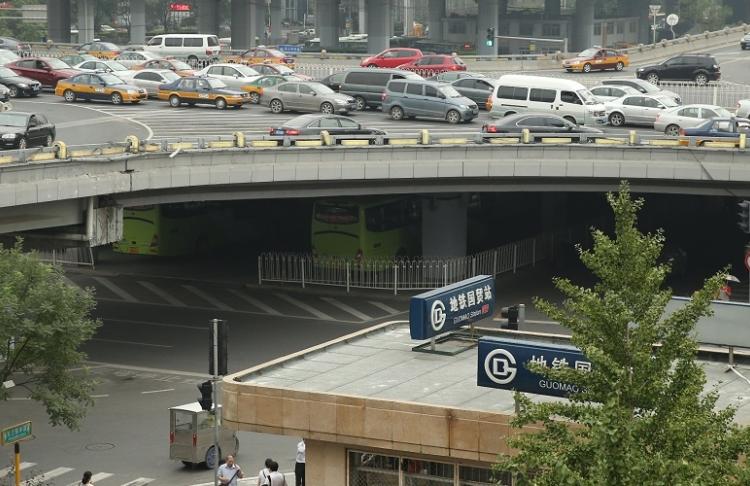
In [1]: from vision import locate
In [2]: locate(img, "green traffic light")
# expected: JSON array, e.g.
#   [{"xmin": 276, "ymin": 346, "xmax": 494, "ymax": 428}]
[{"xmin": 485, "ymin": 40, "xmax": 493, "ymax": 47}]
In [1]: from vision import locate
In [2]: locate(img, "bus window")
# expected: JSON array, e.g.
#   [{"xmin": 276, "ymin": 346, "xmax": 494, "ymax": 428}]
[{"xmin": 314, "ymin": 201, "xmax": 359, "ymax": 224}]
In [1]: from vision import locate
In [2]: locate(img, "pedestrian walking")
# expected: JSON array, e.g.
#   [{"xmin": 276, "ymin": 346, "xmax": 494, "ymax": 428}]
[
  {"xmin": 79, "ymin": 471, "xmax": 94, "ymax": 486},
  {"xmin": 268, "ymin": 460, "xmax": 287, "ymax": 486},
  {"xmin": 295, "ymin": 439, "xmax": 305, "ymax": 486},
  {"xmin": 218, "ymin": 455, "xmax": 243, "ymax": 486},
  {"xmin": 257, "ymin": 457, "xmax": 273, "ymax": 486}
]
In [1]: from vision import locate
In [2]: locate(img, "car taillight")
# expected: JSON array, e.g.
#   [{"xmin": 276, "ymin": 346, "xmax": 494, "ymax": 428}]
[
  {"xmin": 170, "ymin": 432, "xmax": 175, "ymax": 444},
  {"xmin": 678, "ymin": 128, "xmax": 685, "ymax": 136},
  {"xmin": 485, "ymin": 125, "xmax": 497, "ymax": 133},
  {"xmin": 286, "ymin": 129, "xmax": 300, "ymax": 136},
  {"xmin": 192, "ymin": 433, "xmax": 197, "ymax": 447}
]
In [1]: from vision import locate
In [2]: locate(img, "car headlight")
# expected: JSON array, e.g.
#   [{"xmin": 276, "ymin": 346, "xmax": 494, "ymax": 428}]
[
  {"xmin": 2, "ymin": 133, "xmax": 17, "ymax": 139},
  {"xmin": 16, "ymin": 83, "xmax": 27, "ymax": 88},
  {"xmin": 127, "ymin": 89, "xmax": 138, "ymax": 95},
  {"xmin": 637, "ymin": 67, "xmax": 644, "ymax": 72},
  {"xmin": 336, "ymin": 99, "xmax": 347, "ymax": 104}
]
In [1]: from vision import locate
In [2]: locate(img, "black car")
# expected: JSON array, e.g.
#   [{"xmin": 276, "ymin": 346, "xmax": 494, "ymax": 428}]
[
  {"xmin": 0, "ymin": 66, "xmax": 41, "ymax": 97},
  {"xmin": 635, "ymin": 54, "xmax": 720, "ymax": 85},
  {"xmin": 269, "ymin": 114, "xmax": 386, "ymax": 137},
  {"xmin": 450, "ymin": 76, "xmax": 497, "ymax": 109},
  {"xmin": 481, "ymin": 113, "xmax": 603, "ymax": 141},
  {"xmin": 319, "ymin": 72, "xmax": 345, "ymax": 92},
  {"xmin": 681, "ymin": 117, "xmax": 750, "ymax": 138},
  {"xmin": 0, "ymin": 112, "xmax": 55, "ymax": 149}
]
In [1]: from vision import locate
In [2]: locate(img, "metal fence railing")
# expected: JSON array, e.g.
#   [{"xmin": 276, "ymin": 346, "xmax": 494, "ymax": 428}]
[
  {"xmin": 257, "ymin": 230, "xmax": 580, "ymax": 294},
  {"xmin": 36, "ymin": 247, "xmax": 95, "ymax": 268}
]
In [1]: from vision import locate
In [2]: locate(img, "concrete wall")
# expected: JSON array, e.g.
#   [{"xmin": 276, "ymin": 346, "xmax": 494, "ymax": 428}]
[{"xmin": 307, "ymin": 440, "xmax": 347, "ymax": 485}]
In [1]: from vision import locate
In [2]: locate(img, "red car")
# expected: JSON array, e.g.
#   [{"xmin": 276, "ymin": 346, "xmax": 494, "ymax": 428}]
[
  {"xmin": 397, "ymin": 55, "xmax": 467, "ymax": 76},
  {"xmin": 360, "ymin": 48, "xmax": 422, "ymax": 68},
  {"xmin": 7, "ymin": 57, "xmax": 80, "ymax": 89}
]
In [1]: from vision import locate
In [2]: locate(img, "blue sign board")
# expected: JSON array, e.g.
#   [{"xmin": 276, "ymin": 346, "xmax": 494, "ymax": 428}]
[
  {"xmin": 409, "ymin": 275, "xmax": 495, "ymax": 340},
  {"xmin": 477, "ymin": 337, "xmax": 591, "ymax": 398}
]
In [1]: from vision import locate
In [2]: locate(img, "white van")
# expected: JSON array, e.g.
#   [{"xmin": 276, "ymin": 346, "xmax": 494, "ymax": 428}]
[
  {"xmin": 144, "ymin": 34, "xmax": 221, "ymax": 63},
  {"xmin": 488, "ymin": 75, "xmax": 607, "ymax": 126}
]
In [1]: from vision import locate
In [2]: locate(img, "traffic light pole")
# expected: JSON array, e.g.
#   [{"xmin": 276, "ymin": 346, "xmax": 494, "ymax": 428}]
[{"xmin": 211, "ymin": 318, "xmax": 220, "ymax": 486}]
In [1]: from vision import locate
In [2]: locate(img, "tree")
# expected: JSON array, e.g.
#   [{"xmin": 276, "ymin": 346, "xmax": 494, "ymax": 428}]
[
  {"xmin": 496, "ymin": 181, "xmax": 750, "ymax": 485},
  {"xmin": 0, "ymin": 241, "xmax": 100, "ymax": 430}
]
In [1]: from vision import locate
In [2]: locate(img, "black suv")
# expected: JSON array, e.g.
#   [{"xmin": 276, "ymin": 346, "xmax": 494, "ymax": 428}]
[{"xmin": 635, "ymin": 54, "xmax": 720, "ymax": 85}]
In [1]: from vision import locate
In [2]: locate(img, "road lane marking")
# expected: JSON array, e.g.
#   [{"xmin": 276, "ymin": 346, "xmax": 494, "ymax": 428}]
[
  {"xmin": 91, "ymin": 394, "xmax": 110, "ymax": 398},
  {"xmin": 274, "ymin": 293, "xmax": 334, "ymax": 320},
  {"xmin": 91, "ymin": 338, "xmax": 172, "ymax": 348},
  {"xmin": 368, "ymin": 301, "xmax": 401, "ymax": 315},
  {"xmin": 137, "ymin": 280, "xmax": 184, "ymax": 306},
  {"xmin": 182, "ymin": 285, "xmax": 234, "ymax": 311},
  {"xmin": 92, "ymin": 277, "xmax": 137, "ymax": 302},
  {"xmin": 23, "ymin": 467, "xmax": 74, "ymax": 485},
  {"xmin": 87, "ymin": 361, "xmax": 211, "ymax": 378},
  {"xmin": 120, "ymin": 477, "xmax": 155, "ymax": 486},
  {"xmin": 0, "ymin": 463, "xmax": 35, "ymax": 479},
  {"xmin": 65, "ymin": 472, "xmax": 113, "ymax": 486},
  {"xmin": 226, "ymin": 288, "xmax": 282, "ymax": 315},
  {"xmin": 321, "ymin": 297, "xmax": 372, "ymax": 321},
  {"xmin": 141, "ymin": 388, "xmax": 174, "ymax": 394}
]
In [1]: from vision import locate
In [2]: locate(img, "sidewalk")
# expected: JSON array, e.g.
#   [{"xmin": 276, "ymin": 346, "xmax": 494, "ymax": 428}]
[{"xmin": 190, "ymin": 472, "xmax": 295, "ymax": 486}]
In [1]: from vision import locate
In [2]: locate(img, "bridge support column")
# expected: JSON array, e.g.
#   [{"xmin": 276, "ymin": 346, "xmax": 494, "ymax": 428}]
[
  {"xmin": 47, "ymin": 0, "xmax": 71, "ymax": 43},
  {"xmin": 255, "ymin": 1, "xmax": 266, "ymax": 46},
  {"xmin": 358, "ymin": 0, "xmax": 366, "ymax": 33},
  {"xmin": 318, "ymin": 0, "xmax": 339, "ymax": 50},
  {"xmin": 198, "ymin": 0, "xmax": 221, "ymax": 34},
  {"xmin": 271, "ymin": 0, "xmax": 283, "ymax": 43},
  {"xmin": 231, "ymin": 0, "xmax": 257, "ymax": 49},
  {"xmin": 77, "ymin": 0, "xmax": 95, "ymax": 44},
  {"xmin": 422, "ymin": 194, "xmax": 468, "ymax": 258},
  {"xmin": 130, "ymin": 0, "xmax": 146, "ymax": 44},
  {"xmin": 366, "ymin": 0, "xmax": 391, "ymax": 54},
  {"xmin": 572, "ymin": 0, "xmax": 594, "ymax": 52},
  {"xmin": 428, "ymin": 0, "xmax": 445, "ymax": 43},
  {"xmin": 544, "ymin": 0, "xmax": 560, "ymax": 18},
  {"xmin": 476, "ymin": 0, "xmax": 498, "ymax": 57}
]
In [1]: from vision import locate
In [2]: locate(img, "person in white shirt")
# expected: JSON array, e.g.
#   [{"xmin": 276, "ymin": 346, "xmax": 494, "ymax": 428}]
[
  {"xmin": 295, "ymin": 439, "xmax": 305, "ymax": 486},
  {"xmin": 268, "ymin": 460, "xmax": 287, "ymax": 486},
  {"xmin": 218, "ymin": 455, "xmax": 243, "ymax": 486},
  {"xmin": 257, "ymin": 457, "xmax": 273, "ymax": 486}
]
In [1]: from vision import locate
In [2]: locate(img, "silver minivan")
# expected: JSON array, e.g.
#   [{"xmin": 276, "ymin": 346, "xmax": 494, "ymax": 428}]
[{"xmin": 382, "ymin": 79, "xmax": 478, "ymax": 123}]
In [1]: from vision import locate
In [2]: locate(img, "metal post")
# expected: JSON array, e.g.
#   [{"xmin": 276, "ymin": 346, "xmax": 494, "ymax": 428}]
[
  {"xmin": 512, "ymin": 244, "xmax": 518, "ymax": 274},
  {"xmin": 301, "ymin": 257, "xmax": 306, "ymax": 289},
  {"xmin": 430, "ymin": 336, "xmax": 435, "ymax": 351},
  {"xmin": 443, "ymin": 263, "xmax": 448, "ymax": 286},
  {"xmin": 14, "ymin": 443, "xmax": 20, "ymax": 486},
  {"xmin": 211, "ymin": 318, "xmax": 220, "ymax": 486},
  {"xmin": 257, "ymin": 255, "xmax": 262, "ymax": 286},
  {"xmin": 518, "ymin": 304, "xmax": 525, "ymax": 328},
  {"xmin": 346, "ymin": 261, "xmax": 351, "ymax": 294},
  {"xmin": 532, "ymin": 239, "xmax": 536, "ymax": 267},
  {"xmin": 394, "ymin": 265, "xmax": 398, "ymax": 295},
  {"xmin": 493, "ymin": 250, "xmax": 498, "ymax": 275},
  {"xmin": 472, "ymin": 257, "xmax": 476, "ymax": 276},
  {"xmin": 712, "ymin": 85, "xmax": 718, "ymax": 106},
  {"xmin": 729, "ymin": 346, "xmax": 735, "ymax": 367}
]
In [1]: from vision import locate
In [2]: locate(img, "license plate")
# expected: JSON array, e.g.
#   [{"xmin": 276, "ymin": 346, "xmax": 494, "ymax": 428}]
[{"xmin": 273, "ymin": 129, "xmax": 285, "ymax": 136}]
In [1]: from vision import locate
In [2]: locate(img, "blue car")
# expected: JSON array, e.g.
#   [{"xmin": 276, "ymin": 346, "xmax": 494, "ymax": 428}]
[{"xmin": 681, "ymin": 117, "xmax": 750, "ymax": 137}]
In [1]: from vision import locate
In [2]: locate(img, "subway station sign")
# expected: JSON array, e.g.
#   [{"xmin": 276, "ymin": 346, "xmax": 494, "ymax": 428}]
[
  {"xmin": 409, "ymin": 275, "xmax": 495, "ymax": 340},
  {"xmin": 1, "ymin": 420, "xmax": 32, "ymax": 445},
  {"xmin": 477, "ymin": 337, "xmax": 591, "ymax": 398}
]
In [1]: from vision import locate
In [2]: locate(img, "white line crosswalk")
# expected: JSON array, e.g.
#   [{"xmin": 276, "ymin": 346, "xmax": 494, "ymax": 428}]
[
  {"xmin": 182, "ymin": 284, "xmax": 234, "ymax": 311},
  {"xmin": 275, "ymin": 292, "xmax": 335, "ymax": 320},
  {"xmin": 137, "ymin": 280, "xmax": 184, "ymax": 306},
  {"xmin": 321, "ymin": 296, "xmax": 372, "ymax": 320},
  {"xmin": 1, "ymin": 464, "xmax": 152, "ymax": 486}
]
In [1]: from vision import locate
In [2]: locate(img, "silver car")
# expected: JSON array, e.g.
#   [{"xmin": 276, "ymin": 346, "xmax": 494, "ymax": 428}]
[
  {"xmin": 263, "ymin": 81, "xmax": 357, "ymax": 115},
  {"xmin": 601, "ymin": 78, "xmax": 681, "ymax": 105},
  {"xmin": 196, "ymin": 63, "xmax": 262, "ymax": 90},
  {"xmin": 605, "ymin": 93, "xmax": 680, "ymax": 127},
  {"xmin": 117, "ymin": 69, "xmax": 181, "ymax": 97},
  {"xmin": 654, "ymin": 104, "xmax": 732, "ymax": 135},
  {"xmin": 589, "ymin": 84, "xmax": 640, "ymax": 103},
  {"xmin": 114, "ymin": 51, "xmax": 162, "ymax": 68},
  {"xmin": 736, "ymin": 99, "xmax": 750, "ymax": 118}
]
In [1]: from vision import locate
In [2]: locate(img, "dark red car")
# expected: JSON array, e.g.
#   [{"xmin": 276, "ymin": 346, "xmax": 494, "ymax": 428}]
[
  {"xmin": 360, "ymin": 48, "xmax": 422, "ymax": 68},
  {"xmin": 397, "ymin": 55, "xmax": 467, "ymax": 76},
  {"xmin": 7, "ymin": 57, "xmax": 80, "ymax": 89}
]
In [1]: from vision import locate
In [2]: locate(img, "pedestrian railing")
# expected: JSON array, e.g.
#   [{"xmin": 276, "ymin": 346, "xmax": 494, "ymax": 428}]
[
  {"xmin": 257, "ymin": 229, "xmax": 586, "ymax": 294},
  {"xmin": 36, "ymin": 247, "xmax": 95, "ymax": 268}
]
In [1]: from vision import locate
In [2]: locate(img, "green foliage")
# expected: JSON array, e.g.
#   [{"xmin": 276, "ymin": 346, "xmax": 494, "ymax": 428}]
[
  {"xmin": 0, "ymin": 240, "xmax": 100, "ymax": 430},
  {"xmin": 674, "ymin": 0, "xmax": 732, "ymax": 33},
  {"xmin": 495, "ymin": 181, "xmax": 750, "ymax": 485},
  {"xmin": 0, "ymin": 0, "xmax": 47, "ymax": 42}
]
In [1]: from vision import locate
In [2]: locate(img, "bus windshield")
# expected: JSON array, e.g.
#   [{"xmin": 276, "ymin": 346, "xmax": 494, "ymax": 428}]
[{"xmin": 314, "ymin": 202, "xmax": 359, "ymax": 224}]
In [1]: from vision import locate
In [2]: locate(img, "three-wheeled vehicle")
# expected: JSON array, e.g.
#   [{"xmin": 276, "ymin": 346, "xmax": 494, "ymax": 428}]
[{"xmin": 169, "ymin": 402, "xmax": 239, "ymax": 469}]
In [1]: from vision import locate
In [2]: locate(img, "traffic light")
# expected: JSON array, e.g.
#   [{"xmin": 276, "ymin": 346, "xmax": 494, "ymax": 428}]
[
  {"xmin": 739, "ymin": 201, "xmax": 750, "ymax": 234},
  {"xmin": 486, "ymin": 27, "xmax": 495, "ymax": 47},
  {"xmin": 198, "ymin": 380, "xmax": 213, "ymax": 411},
  {"xmin": 500, "ymin": 305, "xmax": 519, "ymax": 330},
  {"xmin": 208, "ymin": 319, "xmax": 228, "ymax": 376}
]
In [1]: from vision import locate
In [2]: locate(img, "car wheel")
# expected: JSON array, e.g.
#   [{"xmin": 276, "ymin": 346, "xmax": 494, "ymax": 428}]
[
  {"xmin": 17, "ymin": 137, "xmax": 27, "ymax": 149},
  {"xmin": 354, "ymin": 96, "xmax": 367, "ymax": 111},
  {"xmin": 204, "ymin": 445, "xmax": 220, "ymax": 470},
  {"xmin": 63, "ymin": 89, "xmax": 76, "ymax": 102},
  {"xmin": 665, "ymin": 124, "xmax": 680, "ymax": 136},
  {"xmin": 249, "ymin": 92, "xmax": 260, "ymax": 104},
  {"xmin": 169, "ymin": 94, "xmax": 181, "ymax": 107},
  {"xmin": 270, "ymin": 98, "xmax": 284, "ymax": 114},
  {"xmin": 390, "ymin": 105, "xmax": 404, "ymax": 121},
  {"xmin": 8, "ymin": 85, "xmax": 18, "ymax": 98},
  {"xmin": 563, "ymin": 116, "xmax": 577, "ymax": 125},
  {"xmin": 615, "ymin": 61, "xmax": 624, "ymax": 71},
  {"xmin": 694, "ymin": 72, "xmax": 708, "ymax": 85},
  {"xmin": 583, "ymin": 63, "xmax": 592, "ymax": 73},
  {"xmin": 609, "ymin": 112, "xmax": 625, "ymax": 127},
  {"xmin": 44, "ymin": 134, "xmax": 53, "ymax": 147},
  {"xmin": 646, "ymin": 72, "xmax": 659, "ymax": 84},
  {"xmin": 215, "ymin": 97, "xmax": 227, "ymax": 110},
  {"xmin": 446, "ymin": 109, "xmax": 461, "ymax": 124},
  {"xmin": 320, "ymin": 101, "xmax": 334, "ymax": 114},
  {"xmin": 110, "ymin": 92, "xmax": 123, "ymax": 105}
]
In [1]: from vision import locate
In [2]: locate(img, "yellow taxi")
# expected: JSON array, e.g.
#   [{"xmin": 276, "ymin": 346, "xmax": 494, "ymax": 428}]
[
  {"xmin": 239, "ymin": 74, "xmax": 287, "ymax": 104},
  {"xmin": 562, "ymin": 47, "xmax": 629, "ymax": 73},
  {"xmin": 78, "ymin": 41, "xmax": 121, "ymax": 59},
  {"xmin": 224, "ymin": 47, "xmax": 295, "ymax": 67},
  {"xmin": 157, "ymin": 76, "xmax": 251, "ymax": 109},
  {"xmin": 56, "ymin": 72, "xmax": 147, "ymax": 104}
]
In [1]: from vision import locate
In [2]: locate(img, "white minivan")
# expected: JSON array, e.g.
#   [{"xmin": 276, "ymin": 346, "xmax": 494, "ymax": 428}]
[
  {"xmin": 144, "ymin": 34, "xmax": 221, "ymax": 63},
  {"xmin": 487, "ymin": 75, "xmax": 607, "ymax": 126}
]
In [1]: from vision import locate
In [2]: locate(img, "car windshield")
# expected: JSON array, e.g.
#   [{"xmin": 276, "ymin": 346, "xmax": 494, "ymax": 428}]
[
  {"xmin": 206, "ymin": 78, "xmax": 227, "ymax": 89},
  {"xmin": 639, "ymin": 82, "xmax": 659, "ymax": 94},
  {"xmin": 657, "ymin": 96, "xmax": 679, "ymax": 108},
  {"xmin": 577, "ymin": 48, "xmax": 599, "ymax": 57},
  {"xmin": 100, "ymin": 73, "xmax": 123, "ymax": 85},
  {"xmin": 172, "ymin": 60, "xmax": 192, "ymax": 70},
  {"xmin": 266, "ymin": 49, "xmax": 286, "ymax": 58},
  {"xmin": 715, "ymin": 108, "xmax": 732, "ymax": 117},
  {"xmin": 577, "ymin": 89, "xmax": 598, "ymax": 105},
  {"xmin": 46, "ymin": 59, "xmax": 70, "ymax": 69},
  {"xmin": 235, "ymin": 65, "xmax": 260, "ymax": 76},
  {"xmin": 162, "ymin": 71, "xmax": 180, "ymax": 82},
  {"xmin": 311, "ymin": 83, "xmax": 335, "ymax": 94},
  {"xmin": 440, "ymin": 86, "xmax": 462, "ymax": 98},
  {"xmin": 274, "ymin": 65, "xmax": 294, "ymax": 74},
  {"xmin": 0, "ymin": 67, "xmax": 16, "ymax": 77},
  {"xmin": 0, "ymin": 113, "xmax": 28, "ymax": 127},
  {"xmin": 108, "ymin": 61, "xmax": 128, "ymax": 71}
]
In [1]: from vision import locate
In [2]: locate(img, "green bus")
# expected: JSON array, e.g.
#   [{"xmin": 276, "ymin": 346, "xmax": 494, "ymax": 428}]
[
  {"xmin": 311, "ymin": 198, "xmax": 421, "ymax": 260},
  {"xmin": 113, "ymin": 202, "xmax": 231, "ymax": 256}
]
